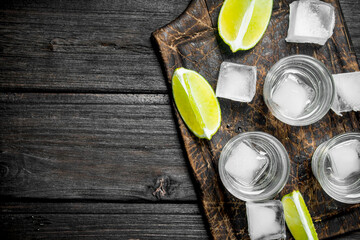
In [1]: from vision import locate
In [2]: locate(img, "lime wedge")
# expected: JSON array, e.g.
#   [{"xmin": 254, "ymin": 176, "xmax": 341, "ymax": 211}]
[
  {"xmin": 282, "ymin": 190, "xmax": 319, "ymax": 240},
  {"xmin": 172, "ymin": 67, "xmax": 221, "ymax": 140},
  {"xmin": 218, "ymin": 0, "xmax": 273, "ymax": 52}
]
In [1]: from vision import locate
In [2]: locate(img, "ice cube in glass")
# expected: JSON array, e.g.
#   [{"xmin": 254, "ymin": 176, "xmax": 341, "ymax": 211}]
[
  {"xmin": 246, "ymin": 201, "xmax": 286, "ymax": 240},
  {"xmin": 286, "ymin": 0, "xmax": 335, "ymax": 45},
  {"xmin": 219, "ymin": 132, "xmax": 290, "ymax": 201},
  {"xmin": 216, "ymin": 61, "xmax": 257, "ymax": 102},
  {"xmin": 264, "ymin": 55, "xmax": 335, "ymax": 126},
  {"xmin": 272, "ymin": 72, "xmax": 315, "ymax": 118},
  {"xmin": 224, "ymin": 141, "xmax": 269, "ymax": 186},
  {"xmin": 331, "ymin": 72, "xmax": 360, "ymax": 116},
  {"xmin": 312, "ymin": 132, "xmax": 360, "ymax": 204},
  {"xmin": 328, "ymin": 139, "xmax": 360, "ymax": 180}
]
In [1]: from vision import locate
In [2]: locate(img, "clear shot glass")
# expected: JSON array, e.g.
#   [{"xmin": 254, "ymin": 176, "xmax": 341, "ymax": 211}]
[
  {"xmin": 312, "ymin": 132, "xmax": 360, "ymax": 204},
  {"xmin": 263, "ymin": 55, "xmax": 335, "ymax": 126},
  {"xmin": 218, "ymin": 132, "xmax": 290, "ymax": 201}
]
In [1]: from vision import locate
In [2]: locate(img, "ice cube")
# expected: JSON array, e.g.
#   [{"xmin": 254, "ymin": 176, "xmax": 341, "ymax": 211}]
[
  {"xmin": 331, "ymin": 72, "xmax": 360, "ymax": 116},
  {"xmin": 216, "ymin": 61, "xmax": 257, "ymax": 102},
  {"xmin": 246, "ymin": 201, "xmax": 286, "ymax": 240},
  {"xmin": 272, "ymin": 73, "xmax": 315, "ymax": 118},
  {"xmin": 328, "ymin": 140, "xmax": 360, "ymax": 179},
  {"xmin": 286, "ymin": 0, "xmax": 335, "ymax": 45},
  {"xmin": 224, "ymin": 141, "xmax": 268, "ymax": 186}
]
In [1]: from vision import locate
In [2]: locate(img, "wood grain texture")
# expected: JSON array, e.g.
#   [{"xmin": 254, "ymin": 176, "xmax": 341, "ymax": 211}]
[
  {"xmin": 338, "ymin": 0, "xmax": 360, "ymax": 62},
  {"xmin": 0, "ymin": 93, "xmax": 196, "ymax": 201},
  {"xmin": 0, "ymin": 0, "xmax": 189, "ymax": 92},
  {"xmin": 0, "ymin": 0, "xmax": 359, "ymax": 239},
  {"xmin": 0, "ymin": 0, "xmax": 358, "ymax": 92},
  {"xmin": 0, "ymin": 202, "xmax": 359, "ymax": 240},
  {"xmin": 0, "ymin": 202, "xmax": 210, "ymax": 240},
  {"xmin": 153, "ymin": 0, "xmax": 360, "ymax": 239}
]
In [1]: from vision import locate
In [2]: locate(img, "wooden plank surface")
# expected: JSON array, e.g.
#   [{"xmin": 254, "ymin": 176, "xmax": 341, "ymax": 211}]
[
  {"xmin": 0, "ymin": 0, "xmax": 189, "ymax": 92},
  {"xmin": 0, "ymin": 202, "xmax": 210, "ymax": 239},
  {"xmin": 0, "ymin": 93, "xmax": 196, "ymax": 201},
  {"xmin": 0, "ymin": 0, "xmax": 357, "ymax": 92},
  {"xmin": 339, "ymin": 0, "xmax": 360, "ymax": 59},
  {"xmin": 0, "ymin": 202, "xmax": 359, "ymax": 240},
  {"xmin": 0, "ymin": 0, "xmax": 359, "ymax": 239}
]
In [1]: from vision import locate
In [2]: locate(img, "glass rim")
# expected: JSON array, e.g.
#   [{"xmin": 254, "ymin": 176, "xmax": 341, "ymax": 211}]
[
  {"xmin": 219, "ymin": 131, "xmax": 290, "ymax": 201},
  {"xmin": 263, "ymin": 54, "xmax": 335, "ymax": 126},
  {"xmin": 312, "ymin": 132, "xmax": 360, "ymax": 204}
]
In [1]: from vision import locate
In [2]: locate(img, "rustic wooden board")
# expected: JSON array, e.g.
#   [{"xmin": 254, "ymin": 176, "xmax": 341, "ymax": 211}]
[
  {"xmin": 152, "ymin": 0, "xmax": 360, "ymax": 239},
  {"xmin": 0, "ymin": 93, "xmax": 196, "ymax": 201}
]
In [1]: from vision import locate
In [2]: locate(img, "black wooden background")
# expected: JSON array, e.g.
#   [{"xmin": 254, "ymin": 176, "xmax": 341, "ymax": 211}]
[{"xmin": 0, "ymin": 0, "xmax": 359, "ymax": 239}]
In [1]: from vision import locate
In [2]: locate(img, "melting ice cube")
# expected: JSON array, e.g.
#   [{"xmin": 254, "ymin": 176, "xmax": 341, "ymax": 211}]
[
  {"xmin": 246, "ymin": 201, "xmax": 286, "ymax": 240},
  {"xmin": 224, "ymin": 141, "xmax": 268, "ymax": 186},
  {"xmin": 216, "ymin": 61, "xmax": 257, "ymax": 102},
  {"xmin": 328, "ymin": 140, "xmax": 360, "ymax": 179},
  {"xmin": 286, "ymin": 0, "xmax": 335, "ymax": 45},
  {"xmin": 331, "ymin": 72, "xmax": 360, "ymax": 116},
  {"xmin": 272, "ymin": 73, "xmax": 315, "ymax": 118}
]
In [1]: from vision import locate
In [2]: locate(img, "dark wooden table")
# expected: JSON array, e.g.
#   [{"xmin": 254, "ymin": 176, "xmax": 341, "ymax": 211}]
[{"xmin": 0, "ymin": 1, "xmax": 359, "ymax": 239}]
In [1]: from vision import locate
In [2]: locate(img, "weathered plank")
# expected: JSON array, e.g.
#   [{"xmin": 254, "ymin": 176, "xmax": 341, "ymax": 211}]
[
  {"xmin": 0, "ymin": 202, "xmax": 202, "ymax": 214},
  {"xmin": 0, "ymin": 0, "xmax": 190, "ymax": 92},
  {"xmin": 0, "ymin": 202, "xmax": 210, "ymax": 240},
  {"xmin": 339, "ymin": 0, "xmax": 360, "ymax": 61},
  {"xmin": 0, "ymin": 202, "xmax": 359, "ymax": 239},
  {"xmin": 0, "ymin": 93, "xmax": 196, "ymax": 201},
  {"xmin": 0, "ymin": 0, "xmax": 358, "ymax": 92}
]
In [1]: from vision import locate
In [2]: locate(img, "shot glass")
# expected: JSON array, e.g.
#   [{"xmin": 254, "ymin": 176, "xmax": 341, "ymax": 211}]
[
  {"xmin": 312, "ymin": 132, "xmax": 360, "ymax": 204},
  {"xmin": 263, "ymin": 55, "xmax": 335, "ymax": 126},
  {"xmin": 218, "ymin": 132, "xmax": 290, "ymax": 201}
]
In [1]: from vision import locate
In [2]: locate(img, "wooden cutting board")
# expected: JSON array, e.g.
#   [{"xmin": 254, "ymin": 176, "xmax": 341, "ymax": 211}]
[{"xmin": 152, "ymin": 0, "xmax": 360, "ymax": 239}]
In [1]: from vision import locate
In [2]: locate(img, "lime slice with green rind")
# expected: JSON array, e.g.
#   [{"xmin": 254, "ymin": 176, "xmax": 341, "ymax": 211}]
[
  {"xmin": 218, "ymin": 0, "xmax": 273, "ymax": 52},
  {"xmin": 172, "ymin": 67, "xmax": 221, "ymax": 140},
  {"xmin": 282, "ymin": 190, "xmax": 319, "ymax": 240}
]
